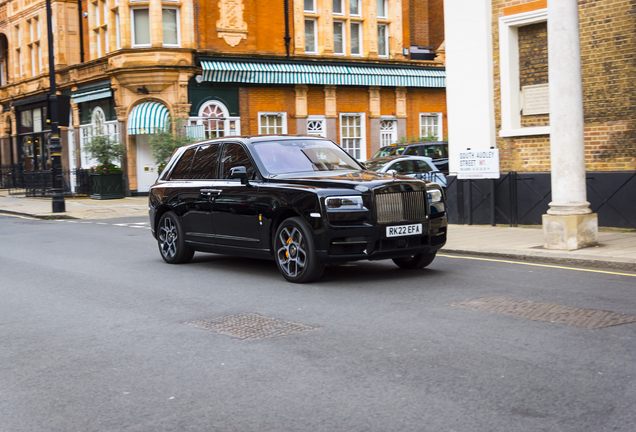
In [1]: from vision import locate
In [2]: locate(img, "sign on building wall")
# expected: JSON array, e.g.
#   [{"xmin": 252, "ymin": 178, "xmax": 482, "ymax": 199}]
[
  {"xmin": 457, "ymin": 149, "xmax": 500, "ymax": 179},
  {"xmin": 521, "ymin": 83, "xmax": 550, "ymax": 115}
]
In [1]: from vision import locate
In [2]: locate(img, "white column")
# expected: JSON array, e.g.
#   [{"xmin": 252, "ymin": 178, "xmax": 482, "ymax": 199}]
[
  {"xmin": 543, "ymin": 0, "xmax": 597, "ymax": 250},
  {"xmin": 547, "ymin": 0, "xmax": 589, "ymax": 215}
]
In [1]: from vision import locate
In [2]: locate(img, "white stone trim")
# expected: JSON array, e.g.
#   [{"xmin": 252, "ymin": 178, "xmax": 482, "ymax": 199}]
[{"xmin": 498, "ymin": 8, "xmax": 548, "ymax": 137}]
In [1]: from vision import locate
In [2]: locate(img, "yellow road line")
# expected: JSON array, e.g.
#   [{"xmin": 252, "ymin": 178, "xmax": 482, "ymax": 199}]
[
  {"xmin": 0, "ymin": 213, "xmax": 39, "ymax": 221},
  {"xmin": 438, "ymin": 253, "xmax": 636, "ymax": 277}
]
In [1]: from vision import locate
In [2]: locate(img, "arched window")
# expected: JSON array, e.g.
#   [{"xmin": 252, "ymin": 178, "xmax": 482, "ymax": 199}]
[{"xmin": 187, "ymin": 100, "xmax": 240, "ymax": 140}]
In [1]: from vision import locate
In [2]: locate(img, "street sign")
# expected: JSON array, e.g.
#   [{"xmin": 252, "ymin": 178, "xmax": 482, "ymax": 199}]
[{"xmin": 457, "ymin": 149, "xmax": 500, "ymax": 179}]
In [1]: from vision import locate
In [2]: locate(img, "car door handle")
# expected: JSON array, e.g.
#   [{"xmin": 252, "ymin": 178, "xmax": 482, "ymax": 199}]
[{"xmin": 200, "ymin": 189, "xmax": 222, "ymax": 195}]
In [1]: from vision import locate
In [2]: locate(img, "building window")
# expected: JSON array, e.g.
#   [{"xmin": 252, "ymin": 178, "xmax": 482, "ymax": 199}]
[
  {"xmin": 333, "ymin": 21, "xmax": 345, "ymax": 55},
  {"xmin": 420, "ymin": 113, "xmax": 443, "ymax": 140},
  {"xmin": 162, "ymin": 8, "xmax": 179, "ymax": 46},
  {"xmin": 132, "ymin": 8, "xmax": 151, "ymax": 47},
  {"xmin": 380, "ymin": 118, "xmax": 397, "ymax": 147},
  {"xmin": 350, "ymin": 22, "xmax": 361, "ymax": 55},
  {"xmin": 92, "ymin": 0, "xmax": 110, "ymax": 57},
  {"xmin": 305, "ymin": 19, "xmax": 317, "ymax": 53},
  {"xmin": 259, "ymin": 113, "xmax": 287, "ymax": 135},
  {"xmin": 378, "ymin": 24, "xmax": 388, "ymax": 57},
  {"xmin": 304, "ymin": 0, "xmax": 315, "ymax": 13},
  {"xmin": 340, "ymin": 113, "xmax": 365, "ymax": 160},
  {"xmin": 79, "ymin": 107, "xmax": 120, "ymax": 168},
  {"xmin": 377, "ymin": 0, "xmax": 387, "ymax": 18},
  {"xmin": 333, "ymin": 0, "xmax": 343, "ymax": 15},
  {"xmin": 307, "ymin": 115, "xmax": 326, "ymax": 137},
  {"xmin": 188, "ymin": 101, "xmax": 240, "ymax": 139},
  {"xmin": 350, "ymin": 0, "xmax": 360, "ymax": 16},
  {"xmin": 115, "ymin": 12, "xmax": 121, "ymax": 49}
]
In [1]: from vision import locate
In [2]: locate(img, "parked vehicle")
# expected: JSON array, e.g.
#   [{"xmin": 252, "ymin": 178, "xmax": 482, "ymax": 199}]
[
  {"xmin": 372, "ymin": 142, "xmax": 449, "ymax": 171},
  {"xmin": 364, "ymin": 155, "xmax": 447, "ymax": 187},
  {"xmin": 149, "ymin": 136, "xmax": 448, "ymax": 283}
]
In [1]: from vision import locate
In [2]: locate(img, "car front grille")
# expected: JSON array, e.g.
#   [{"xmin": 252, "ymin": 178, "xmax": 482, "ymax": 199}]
[{"xmin": 375, "ymin": 191, "xmax": 427, "ymax": 224}]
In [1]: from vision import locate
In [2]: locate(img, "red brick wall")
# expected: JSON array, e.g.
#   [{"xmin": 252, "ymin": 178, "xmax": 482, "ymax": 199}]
[
  {"xmin": 409, "ymin": 0, "xmax": 430, "ymax": 47},
  {"xmin": 405, "ymin": 88, "xmax": 447, "ymax": 140},
  {"xmin": 428, "ymin": 0, "xmax": 445, "ymax": 51}
]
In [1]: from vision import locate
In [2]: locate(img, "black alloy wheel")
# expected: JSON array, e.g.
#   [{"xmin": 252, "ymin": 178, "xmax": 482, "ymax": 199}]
[
  {"xmin": 157, "ymin": 211, "xmax": 194, "ymax": 264},
  {"xmin": 274, "ymin": 217, "xmax": 324, "ymax": 283},
  {"xmin": 392, "ymin": 251, "xmax": 437, "ymax": 269}
]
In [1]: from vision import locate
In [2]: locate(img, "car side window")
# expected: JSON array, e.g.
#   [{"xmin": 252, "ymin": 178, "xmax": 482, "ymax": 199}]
[
  {"xmin": 220, "ymin": 143, "xmax": 255, "ymax": 180},
  {"xmin": 170, "ymin": 148, "xmax": 196, "ymax": 180},
  {"xmin": 424, "ymin": 146, "xmax": 443, "ymax": 158},
  {"xmin": 414, "ymin": 160, "xmax": 433, "ymax": 173},
  {"xmin": 404, "ymin": 147, "xmax": 419, "ymax": 156},
  {"xmin": 190, "ymin": 143, "xmax": 220, "ymax": 179},
  {"xmin": 393, "ymin": 160, "xmax": 414, "ymax": 174}
]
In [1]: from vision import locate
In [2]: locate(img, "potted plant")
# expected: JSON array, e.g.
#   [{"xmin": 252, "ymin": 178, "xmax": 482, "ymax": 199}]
[{"xmin": 84, "ymin": 134, "xmax": 126, "ymax": 200}]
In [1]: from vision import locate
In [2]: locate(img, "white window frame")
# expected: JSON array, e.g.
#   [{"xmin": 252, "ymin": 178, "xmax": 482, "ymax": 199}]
[
  {"xmin": 79, "ymin": 107, "xmax": 120, "ymax": 168},
  {"xmin": 333, "ymin": 20, "xmax": 346, "ymax": 55},
  {"xmin": 419, "ymin": 112, "xmax": 443, "ymax": 140},
  {"xmin": 377, "ymin": 24, "xmax": 388, "ymax": 57},
  {"xmin": 162, "ymin": 7, "xmax": 181, "ymax": 47},
  {"xmin": 380, "ymin": 116, "xmax": 397, "ymax": 147},
  {"xmin": 350, "ymin": 21, "xmax": 362, "ymax": 56},
  {"xmin": 339, "ymin": 113, "xmax": 367, "ymax": 161},
  {"xmin": 377, "ymin": 0, "xmax": 388, "ymax": 18},
  {"xmin": 333, "ymin": 0, "xmax": 344, "ymax": 15},
  {"xmin": 307, "ymin": 115, "xmax": 326, "ymax": 137},
  {"xmin": 304, "ymin": 0, "xmax": 316, "ymax": 13},
  {"xmin": 115, "ymin": 11, "xmax": 121, "ymax": 49},
  {"xmin": 304, "ymin": 18, "xmax": 317, "ymax": 54},
  {"xmin": 350, "ymin": 0, "xmax": 361, "ymax": 16},
  {"xmin": 258, "ymin": 112, "xmax": 288, "ymax": 135},
  {"xmin": 131, "ymin": 8, "xmax": 151, "ymax": 47},
  {"xmin": 189, "ymin": 100, "xmax": 241, "ymax": 138},
  {"xmin": 499, "ymin": 8, "xmax": 550, "ymax": 138}
]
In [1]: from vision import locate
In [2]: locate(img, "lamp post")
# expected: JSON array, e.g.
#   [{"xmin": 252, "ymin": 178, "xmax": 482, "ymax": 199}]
[{"xmin": 46, "ymin": 0, "xmax": 65, "ymax": 213}]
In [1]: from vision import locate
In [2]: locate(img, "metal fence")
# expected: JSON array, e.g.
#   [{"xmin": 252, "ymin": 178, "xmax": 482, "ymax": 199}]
[
  {"xmin": 445, "ymin": 171, "xmax": 636, "ymax": 229},
  {"xmin": 0, "ymin": 165, "xmax": 91, "ymax": 197}
]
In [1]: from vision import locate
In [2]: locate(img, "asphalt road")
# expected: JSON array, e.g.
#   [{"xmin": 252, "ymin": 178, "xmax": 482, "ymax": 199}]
[{"xmin": 1, "ymin": 214, "xmax": 635, "ymax": 432}]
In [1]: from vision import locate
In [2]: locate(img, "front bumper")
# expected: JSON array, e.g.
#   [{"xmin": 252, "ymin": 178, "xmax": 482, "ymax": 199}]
[{"xmin": 314, "ymin": 214, "xmax": 448, "ymax": 263}]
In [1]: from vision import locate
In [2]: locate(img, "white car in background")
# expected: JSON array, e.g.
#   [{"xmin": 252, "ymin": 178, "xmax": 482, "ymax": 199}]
[{"xmin": 364, "ymin": 155, "xmax": 447, "ymax": 187}]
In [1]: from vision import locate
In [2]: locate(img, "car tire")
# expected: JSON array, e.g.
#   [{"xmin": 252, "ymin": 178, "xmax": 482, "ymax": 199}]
[
  {"xmin": 392, "ymin": 251, "xmax": 437, "ymax": 270},
  {"xmin": 274, "ymin": 217, "xmax": 324, "ymax": 283},
  {"xmin": 157, "ymin": 211, "xmax": 194, "ymax": 264}
]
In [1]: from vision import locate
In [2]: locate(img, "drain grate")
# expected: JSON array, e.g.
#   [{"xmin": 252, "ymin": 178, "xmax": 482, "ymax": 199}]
[
  {"xmin": 447, "ymin": 296, "xmax": 636, "ymax": 329},
  {"xmin": 185, "ymin": 313, "xmax": 323, "ymax": 340}
]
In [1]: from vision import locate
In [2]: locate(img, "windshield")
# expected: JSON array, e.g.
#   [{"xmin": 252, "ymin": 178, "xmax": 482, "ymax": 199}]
[{"xmin": 252, "ymin": 139, "xmax": 363, "ymax": 175}]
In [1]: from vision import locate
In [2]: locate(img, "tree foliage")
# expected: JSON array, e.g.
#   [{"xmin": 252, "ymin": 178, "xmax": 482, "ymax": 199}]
[{"xmin": 148, "ymin": 119, "xmax": 196, "ymax": 169}]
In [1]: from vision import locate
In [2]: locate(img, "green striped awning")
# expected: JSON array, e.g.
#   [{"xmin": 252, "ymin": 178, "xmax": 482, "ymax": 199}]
[
  {"xmin": 71, "ymin": 87, "xmax": 112, "ymax": 104},
  {"xmin": 127, "ymin": 101, "xmax": 170, "ymax": 135},
  {"xmin": 200, "ymin": 60, "xmax": 445, "ymax": 88}
]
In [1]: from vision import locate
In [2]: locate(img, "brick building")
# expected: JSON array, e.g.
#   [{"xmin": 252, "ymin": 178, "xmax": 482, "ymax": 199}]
[{"xmin": 0, "ymin": 0, "xmax": 447, "ymax": 195}]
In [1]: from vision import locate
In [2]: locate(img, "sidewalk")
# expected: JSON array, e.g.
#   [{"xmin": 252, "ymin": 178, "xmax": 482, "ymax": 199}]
[
  {"xmin": 1, "ymin": 193, "xmax": 635, "ymax": 272},
  {"xmin": 0, "ymin": 193, "xmax": 149, "ymax": 220}
]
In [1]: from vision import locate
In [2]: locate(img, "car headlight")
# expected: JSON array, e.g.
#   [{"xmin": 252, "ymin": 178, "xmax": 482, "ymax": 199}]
[
  {"xmin": 427, "ymin": 189, "xmax": 443, "ymax": 203},
  {"xmin": 325, "ymin": 196, "xmax": 365, "ymax": 211}
]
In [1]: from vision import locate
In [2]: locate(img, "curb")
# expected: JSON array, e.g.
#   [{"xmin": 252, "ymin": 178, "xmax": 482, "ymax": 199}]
[
  {"xmin": 0, "ymin": 209, "xmax": 78, "ymax": 220},
  {"xmin": 441, "ymin": 249, "xmax": 636, "ymax": 273}
]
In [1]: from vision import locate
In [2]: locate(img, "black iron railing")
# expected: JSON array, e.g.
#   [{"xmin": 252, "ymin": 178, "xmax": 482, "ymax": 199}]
[{"xmin": 0, "ymin": 165, "xmax": 91, "ymax": 197}]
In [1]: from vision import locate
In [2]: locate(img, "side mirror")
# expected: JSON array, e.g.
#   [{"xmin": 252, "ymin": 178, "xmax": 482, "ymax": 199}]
[{"xmin": 229, "ymin": 166, "xmax": 248, "ymax": 185}]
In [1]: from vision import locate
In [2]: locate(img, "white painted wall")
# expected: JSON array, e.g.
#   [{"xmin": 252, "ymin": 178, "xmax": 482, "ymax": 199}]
[{"xmin": 443, "ymin": 0, "xmax": 496, "ymax": 173}]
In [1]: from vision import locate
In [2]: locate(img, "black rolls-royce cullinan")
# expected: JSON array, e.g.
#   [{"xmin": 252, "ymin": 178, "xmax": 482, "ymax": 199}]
[{"xmin": 149, "ymin": 135, "xmax": 447, "ymax": 283}]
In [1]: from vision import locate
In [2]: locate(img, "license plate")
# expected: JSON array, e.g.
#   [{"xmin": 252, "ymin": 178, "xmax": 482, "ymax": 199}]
[{"xmin": 386, "ymin": 224, "xmax": 422, "ymax": 237}]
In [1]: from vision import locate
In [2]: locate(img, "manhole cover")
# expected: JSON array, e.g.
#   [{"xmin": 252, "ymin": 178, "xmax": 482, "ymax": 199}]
[
  {"xmin": 447, "ymin": 296, "xmax": 636, "ymax": 329},
  {"xmin": 185, "ymin": 313, "xmax": 323, "ymax": 340}
]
